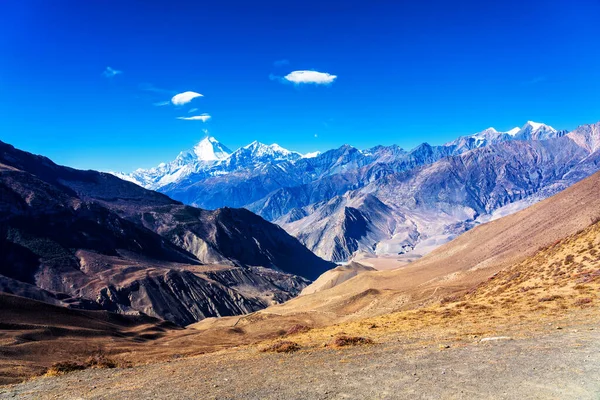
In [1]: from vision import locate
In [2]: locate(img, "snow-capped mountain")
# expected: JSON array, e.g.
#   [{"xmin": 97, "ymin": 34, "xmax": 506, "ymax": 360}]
[
  {"xmin": 220, "ymin": 141, "xmax": 302, "ymax": 170},
  {"xmin": 115, "ymin": 120, "xmax": 600, "ymax": 264},
  {"xmin": 302, "ymin": 151, "xmax": 321, "ymax": 159},
  {"xmin": 514, "ymin": 121, "xmax": 561, "ymax": 141},
  {"xmin": 114, "ymin": 137, "xmax": 304, "ymax": 190},
  {"xmin": 188, "ymin": 136, "xmax": 232, "ymax": 161},
  {"xmin": 115, "ymin": 121, "xmax": 570, "ymax": 196},
  {"xmin": 115, "ymin": 137, "xmax": 231, "ymax": 189},
  {"xmin": 445, "ymin": 121, "xmax": 564, "ymax": 153}
]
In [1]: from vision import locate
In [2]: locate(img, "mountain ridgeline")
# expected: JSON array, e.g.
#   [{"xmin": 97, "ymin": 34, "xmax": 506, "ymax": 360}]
[
  {"xmin": 0, "ymin": 141, "xmax": 334, "ymax": 325},
  {"xmin": 117, "ymin": 121, "xmax": 600, "ymax": 262}
]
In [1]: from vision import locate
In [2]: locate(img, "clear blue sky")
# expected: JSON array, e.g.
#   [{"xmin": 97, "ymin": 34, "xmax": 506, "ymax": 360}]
[{"xmin": 1, "ymin": 0, "xmax": 599, "ymax": 171}]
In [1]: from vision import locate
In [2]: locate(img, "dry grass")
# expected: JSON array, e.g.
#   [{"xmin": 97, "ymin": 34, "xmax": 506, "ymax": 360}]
[
  {"xmin": 286, "ymin": 324, "xmax": 312, "ymax": 336},
  {"xmin": 260, "ymin": 341, "xmax": 301, "ymax": 353},
  {"xmin": 260, "ymin": 222, "xmax": 600, "ymax": 350},
  {"xmin": 44, "ymin": 362, "xmax": 87, "ymax": 377},
  {"xmin": 43, "ymin": 351, "xmax": 122, "ymax": 377},
  {"xmin": 328, "ymin": 335, "xmax": 374, "ymax": 347}
]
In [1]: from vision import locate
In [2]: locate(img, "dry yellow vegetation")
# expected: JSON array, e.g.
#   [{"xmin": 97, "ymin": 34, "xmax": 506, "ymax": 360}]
[{"xmin": 269, "ymin": 221, "xmax": 600, "ymax": 349}]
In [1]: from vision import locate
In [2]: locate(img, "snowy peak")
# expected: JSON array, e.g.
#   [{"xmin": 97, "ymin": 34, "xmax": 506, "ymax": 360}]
[
  {"xmin": 237, "ymin": 141, "xmax": 301, "ymax": 161},
  {"xmin": 446, "ymin": 121, "xmax": 561, "ymax": 151},
  {"xmin": 515, "ymin": 121, "xmax": 560, "ymax": 141},
  {"xmin": 192, "ymin": 136, "xmax": 232, "ymax": 161},
  {"xmin": 303, "ymin": 151, "xmax": 321, "ymax": 159},
  {"xmin": 525, "ymin": 121, "xmax": 553, "ymax": 131},
  {"xmin": 519, "ymin": 121, "xmax": 556, "ymax": 135},
  {"xmin": 506, "ymin": 127, "xmax": 521, "ymax": 135},
  {"xmin": 480, "ymin": 127, "xmax": 498, "ymax": 134}
]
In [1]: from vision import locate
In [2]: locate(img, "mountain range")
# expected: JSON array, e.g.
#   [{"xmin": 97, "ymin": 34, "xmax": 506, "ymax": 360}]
[
  {"xmin": 116, "ymin": 121, "xmax": 600, "ymax": 262},
  {"xmin": 0, "ymin": 140, "xmax": 333, "ymax": 326}
]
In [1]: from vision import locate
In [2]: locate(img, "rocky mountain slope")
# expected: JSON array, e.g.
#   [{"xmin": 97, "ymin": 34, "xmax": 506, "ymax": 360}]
[
  {"xmin": 117, "ymin": 121, "xmax": 598, "ymax": 262},
  {"xmin": 261, "ymin": 168, "xmax": 600, "ymax": 322},
  {"xmin": 0, "ymin": 140, "xmax": 333, "ymax": 325},
  {"xmin": 281, "ymin": 127, "xmax": 600, "ymax": 261}
]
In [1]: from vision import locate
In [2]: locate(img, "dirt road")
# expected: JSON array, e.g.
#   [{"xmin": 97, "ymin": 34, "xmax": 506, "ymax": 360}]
[{"xmin": 2, "ymin": 324, "xmax": 598, "ymax": 400}]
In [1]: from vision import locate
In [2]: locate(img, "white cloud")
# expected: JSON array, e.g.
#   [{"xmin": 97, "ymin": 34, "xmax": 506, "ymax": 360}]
[
  {"xmin": 284, "ymin": 70, "xmax": 337, "ymax": 85},
  {"xmin": 176, "ymin": 113, "xmax": 211, "ymax": 122},
  {"xmin": 103, "ymin": 66, "xmax": 122, "ymax": 78},
  {"xmin": 171, "ymin": 91, "xmax": 203, "ymax": 106},
  {"xmin": 153, "ymin": 101, "xmax": 170, "ymax": 107},
  {"xmin": 188, "ymin": 108, "xmax": 198, "ymax": 113}
]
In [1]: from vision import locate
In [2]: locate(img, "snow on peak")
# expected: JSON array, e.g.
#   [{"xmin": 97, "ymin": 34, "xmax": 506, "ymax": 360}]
[
  {"xmin": 242, "ymin": 141, "xmax": 297, "ymax": 157},
  {"xmin": 525, "ymin": 121, "xmax": 555, "ymax": 132},
  {"xmin": 270, "ymin": 143, "xmax": 293, "ymax": 155},
  {"xmin": 302, "ymin": 151, "xmax": 321, "ymax": 159},
  {"xmin": 506, "ymin": 127, "xmax": 521, "ymax": 135},
  {"xmin": 192, "ymin": 136, "xmax": 232, "ymax": 161}
]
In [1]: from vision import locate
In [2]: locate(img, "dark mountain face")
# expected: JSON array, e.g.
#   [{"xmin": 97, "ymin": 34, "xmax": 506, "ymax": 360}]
[{"xmin": 0, "ymin": 141, "xmax": 332, "ymax": 325}]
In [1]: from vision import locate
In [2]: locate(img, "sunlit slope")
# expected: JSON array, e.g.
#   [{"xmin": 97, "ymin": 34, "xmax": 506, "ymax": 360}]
[{"xmin": 262, "ymin": 170, "xmax": 600, "ymax": 321}]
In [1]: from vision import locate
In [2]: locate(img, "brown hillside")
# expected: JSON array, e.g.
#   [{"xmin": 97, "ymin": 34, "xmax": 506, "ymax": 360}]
[{"xmin": 220, "ymin": 170, "xmax": 600, "ymax": 329}]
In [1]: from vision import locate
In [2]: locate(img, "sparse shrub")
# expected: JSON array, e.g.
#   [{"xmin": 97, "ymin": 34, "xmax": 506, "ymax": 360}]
[
  {"xmin": 564, "ymin": 255, "xmax": 575, "ymax": 265},
  {"xmin": 574, "ymin": 298, "xmax": 593, "ymax": 307},
  {"xmin": 85, "ymin": 354, "xmax": 118, "ymax": 369},
  {"xmin": 329, "ymin": 335, "xmax": 374, "ymax": 347},
  {"xmin": 538, "ymin": 295, "xmax": 562, "ymax": 302},
  {"xmin": 44, "ymin": 351, "xmax": 121, "ymax": 377},
  {"xmin": 261, "ymin": 341, "xmax": 301, "ymax": 353},
  {"xmin": 45, "ymin": 362, "xmax": 86, "ymax": 377},
  {"xmin": 440, "ymin": 309, "xmax": 460, "ymax": 318},
  {"xmin": 286, "ymin": 324, "xmax": 311, "ymax": 336},
  {"xmin": 440, "ymin": 295, "xmax": 460, "ymax": 305},
  {"xmin": 505, "ymin": 272, "xmax": 521, "ymax": 282}
]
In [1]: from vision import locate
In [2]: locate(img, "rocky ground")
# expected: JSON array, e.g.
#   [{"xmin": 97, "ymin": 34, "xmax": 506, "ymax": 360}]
[{"xmin": 2, "ymin": 322, "xmax": 598, "ymax": 400}]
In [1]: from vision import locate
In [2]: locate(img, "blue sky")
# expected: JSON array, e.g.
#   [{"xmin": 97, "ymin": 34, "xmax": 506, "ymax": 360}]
[{"xmin": 1, "ymin": 0, "xmax": 599, "ymax": 171}]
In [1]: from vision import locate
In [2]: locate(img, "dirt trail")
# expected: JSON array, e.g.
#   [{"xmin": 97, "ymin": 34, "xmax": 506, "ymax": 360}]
[{"xmin": 2, "ymin": 325, "xmax": 598, "ymax": 400}]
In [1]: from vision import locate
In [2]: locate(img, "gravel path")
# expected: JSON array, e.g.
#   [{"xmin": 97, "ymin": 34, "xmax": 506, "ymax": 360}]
[{"xmin": 2, "ymin": 327, "xmax": 598, "ymax": 400}]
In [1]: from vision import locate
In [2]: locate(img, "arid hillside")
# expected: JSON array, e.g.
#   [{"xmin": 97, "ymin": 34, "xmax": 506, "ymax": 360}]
[
  {"xmin": 251, "ymin": 168, "xmax": 600, "ymax": 323},
  {"xmin": 2, "ymin": 171, "xmax": 600, "ymax": 390},
  {"xmin": 3, "ymin": 207, "xmax": 599, "ymax": 398}
]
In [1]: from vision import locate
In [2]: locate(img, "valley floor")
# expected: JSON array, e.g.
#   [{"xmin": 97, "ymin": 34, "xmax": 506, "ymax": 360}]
[{"xmin": 2, "ymin": 319, "xmax": 598, "ymax": 400}]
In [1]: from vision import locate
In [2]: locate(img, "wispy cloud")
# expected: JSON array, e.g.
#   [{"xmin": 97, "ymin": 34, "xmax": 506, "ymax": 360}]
[
  {"xmin": 153, "ymin": 101, "xmax": 170, "ymax": 107},
  {"xmin": 188, "ymin": 108, "xmax": 198, "ymax": 113},
  {"xmin": 102, "ymin": 66, "xmax": 122, "ymax": 78},
  {"xmin": 274, "ymin": 59, "xmax": 290, "ymax": 67},
  {"xmin": 177, "ymin": 113, "xmax": 211, "ymax": 122},
  {"xmin": 171, "ymin": 91, "xmax": 203, "ymax": 106},
  {"xmin": 523, "ymin": 76, "xmax": 547, "ymax": 85},
  {"xmin": 139, "ymin": 83, "xmax": 175, "ymax": 95},
  {"xmin": 282, "ymin": 70, "xmax": 337, "ymax": 85}
]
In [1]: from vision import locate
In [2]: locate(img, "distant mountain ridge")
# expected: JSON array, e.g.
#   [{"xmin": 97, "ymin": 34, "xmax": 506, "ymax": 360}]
[
  {"xmin": 115, "ymin": 121, "xmax": 563, "ymax": 193},
  {"xmin": 113, "ymin": 137, "xmax": 304, "ymax": 190},
  {"xmin": 115, "ymin": 121, "xmax": 600, "ymax": 262}
]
